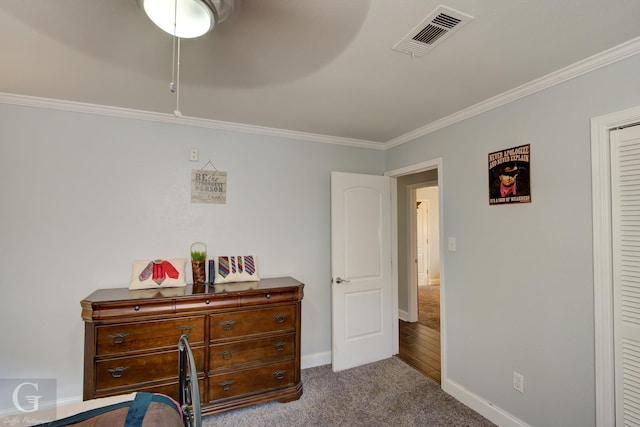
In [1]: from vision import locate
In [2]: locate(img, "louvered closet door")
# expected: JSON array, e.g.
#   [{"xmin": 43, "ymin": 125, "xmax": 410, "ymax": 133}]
[{"xmin": 612, "ymin": 124, "xmax": 640, "ymax": 426}]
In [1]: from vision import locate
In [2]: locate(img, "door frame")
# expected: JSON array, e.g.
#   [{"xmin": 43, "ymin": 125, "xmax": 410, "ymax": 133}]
[
  {"xmin": 591, "ymin": 105, "xmax": 640, "ymax": 427},
  {"xmin": 386, "ymin": 158, "xmax": 445, "ymax": 383}
]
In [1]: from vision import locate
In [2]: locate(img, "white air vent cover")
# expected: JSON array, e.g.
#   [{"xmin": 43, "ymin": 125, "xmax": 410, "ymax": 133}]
[{"xmin": 393, "ymin": 5, "xmax": 473, "ymax": 57}]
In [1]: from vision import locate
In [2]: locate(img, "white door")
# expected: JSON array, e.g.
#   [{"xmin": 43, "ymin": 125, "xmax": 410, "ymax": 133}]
[
  {"xmin": 611, "ymin": 124, "xmax": 640, "ymax": 426},
  {"xmin": 331, "ymin": 171, "xmax": 394, "ymax": 372}
]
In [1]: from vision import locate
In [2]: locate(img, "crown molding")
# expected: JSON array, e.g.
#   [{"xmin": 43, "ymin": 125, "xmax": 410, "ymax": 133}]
[
  {"xmin": 385, "ymin": 36, "xmax": 640, "ymax": 149},
  {"xmin": 2, "ymin": 37, "xmax": 639, "ymax": 151},
  {"xmin": 0, "ymin": 92, "xmax": 386, "ymax": 150}
]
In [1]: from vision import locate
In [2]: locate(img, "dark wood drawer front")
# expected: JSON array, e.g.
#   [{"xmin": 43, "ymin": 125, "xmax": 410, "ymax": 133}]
[
  {"xmin": 208, "ymin": 361, "xmax": 294, "ymax": 401},
  {"xmin": 239, "ymin": 290, "xmax": 296, "ymax": 306},
  {"xmin": 210, "ymin": 306, "xmax": 295, "ymax": 340},
  {"xmin": 209, "ymin": 334, "xmax": 294, "ymax": 370},
  {"xmin": 148, "ymin": 378, "xmax": 206, "ymax": 403},
  {"xmin": 175, "ymin": 296, "xmax": 238, "ymax": 312},
  {"xmin": 93, "ymin": 378, "xmax": 205, "ymax": 403},
  {"xmin": 93, "ymin": 300, "xmax": 174, "ymax": 320},
  {"xmin": 96, "ymin": 317, "xmax": 205, "ymax": 355},
  {"xmin": 95, "ymin": 347, "xmax": 204, "ymax": 391}
]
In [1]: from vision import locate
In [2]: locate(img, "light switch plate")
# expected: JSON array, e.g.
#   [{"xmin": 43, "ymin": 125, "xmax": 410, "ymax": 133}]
[{"xmin": 448, "ymin": 237, "xmax": 456, "ymax": 252}]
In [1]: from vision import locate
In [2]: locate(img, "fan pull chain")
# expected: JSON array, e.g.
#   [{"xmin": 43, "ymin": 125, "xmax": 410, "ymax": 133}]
[
  {"xmin": 170, "ymin": 0, "xmax": 182, "ymax": 117},
  {"xmin": 170, "ymin": 33, "xmax": 176, "ymax": 92},
  {"xmin": 174, "ymin": 37, "xmax": 182, "ymax": 117}
]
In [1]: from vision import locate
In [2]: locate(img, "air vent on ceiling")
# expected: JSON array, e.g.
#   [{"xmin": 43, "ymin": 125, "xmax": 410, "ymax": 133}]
[{"xmin": 392, "ymin": 5, "xmax": 473, "ymax": 57}]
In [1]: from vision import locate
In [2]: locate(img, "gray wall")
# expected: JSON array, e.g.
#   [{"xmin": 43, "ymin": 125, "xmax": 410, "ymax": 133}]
[
  {"xmin": 386, "ymin": 53, "xmax": 640, "ymax": 426},
  {"xmin": 0, "ymin": 104, "xmax": 384, "ymax": 403}
]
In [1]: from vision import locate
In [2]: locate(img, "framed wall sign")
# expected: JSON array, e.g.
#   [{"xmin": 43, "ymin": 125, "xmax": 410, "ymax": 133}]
[
  {"xmin": 488, "ymin": 144, "xmax": 531, "ymax": 205},
  {"xmin": 191, "ymin": 169, "xmax": 227, "ymax": 204}
]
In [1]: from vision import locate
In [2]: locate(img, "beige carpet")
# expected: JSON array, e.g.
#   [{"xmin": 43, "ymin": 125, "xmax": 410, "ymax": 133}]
[
  {"xmin": 418, "ymin": 285, "xmax": 440, "ymax": 331},
  {"xmin": 203, "ymin": 357, "xmax": 494, "ymax": 427}
]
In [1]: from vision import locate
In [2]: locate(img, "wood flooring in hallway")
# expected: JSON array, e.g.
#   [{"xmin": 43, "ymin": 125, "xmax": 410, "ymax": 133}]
[{"xmin": 398, "ymin": 320, "xmax": 441, "ymax": 384}]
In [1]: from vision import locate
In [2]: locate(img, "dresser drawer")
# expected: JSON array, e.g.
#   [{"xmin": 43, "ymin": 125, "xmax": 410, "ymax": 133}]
[
  {"xmin": 146, "ymin": 378, "xmax": 206, "ymax": 404},
  {"xmin": 95, "ymin": 347, "xmax": 204, "ymax": 391},
  {"xmin": 174, "ymin": 295, "xmax": 239, "ymax": 312},
  {"xmin": 92, "ymin": 377, "xmax": 206, "ymax": 404},
  {"xmin": 239, "ymin": 290, "xmax": 296, "ymax": 306},
  {"xmin": 208, "ymin": 361, "xmax": 294, "ymax": 401},
  {"xmin": 209, "ymin": 306, "xmax": 295, "ymax": 340},
  {"xmin": 92, "ymin": 300, "xmax": 174, "ymax": 320},
  {"xmin": 209, "ymin": 333, "xmax": 294, "ymax": 371},
  {"xmin": 96, "ymin": 317, "xmax": 205, "ymax": 355}
]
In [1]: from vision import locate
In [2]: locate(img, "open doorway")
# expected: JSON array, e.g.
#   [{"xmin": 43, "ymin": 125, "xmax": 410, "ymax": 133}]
[{"xmin": 392, "ymin": 168, "xmax": 442, "ymax": 384}]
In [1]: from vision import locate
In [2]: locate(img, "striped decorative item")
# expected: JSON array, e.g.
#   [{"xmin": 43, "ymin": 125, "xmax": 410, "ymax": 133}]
[
  {"xmin": 218, "ymin": 256, "xmax": 230, "ymax": 278},
  {"xmin": 244, "ymin": 256, "xmax": 256, "ymax": 275},
  {"xmin": 212, "ymin": 255, "xmax": 259, "ymax": 284}
]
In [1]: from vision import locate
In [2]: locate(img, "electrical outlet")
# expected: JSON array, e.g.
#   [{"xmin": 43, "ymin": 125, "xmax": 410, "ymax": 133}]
[
  {"xmin": 189, "ymin": 148, "xmax": 198, "ymax": 162},
  {"xmin": 513, "ymin": 372, "xmax": 524, "ymax": 393}
]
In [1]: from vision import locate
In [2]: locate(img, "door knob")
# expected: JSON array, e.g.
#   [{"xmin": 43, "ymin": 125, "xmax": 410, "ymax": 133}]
[{"xmin": 335, "ymin": 277, "xmax": 350, "ymax": 284}]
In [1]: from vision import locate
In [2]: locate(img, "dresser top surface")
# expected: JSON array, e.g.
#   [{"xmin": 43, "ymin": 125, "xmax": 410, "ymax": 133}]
[{"xmin": 82, "ymin": 276, "xmax": 304, "ymax": 304}]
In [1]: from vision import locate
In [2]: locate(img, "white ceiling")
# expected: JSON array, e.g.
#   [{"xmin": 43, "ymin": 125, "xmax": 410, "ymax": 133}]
[{"xmin": 2, "ymin": 0, "xmax": 640, "ymax": 148}]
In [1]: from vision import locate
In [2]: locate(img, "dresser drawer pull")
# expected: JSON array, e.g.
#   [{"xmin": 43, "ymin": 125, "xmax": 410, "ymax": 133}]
[
  {"xmin": 273, "ymin": 342, "xmax": 287, "ymax": 352},
  {"xmin": 133, "ymin": 305, "xmax": 140, "ymax": 311},
  {"xmin": 205, "ymin": 299, "xmax": 211, "ymax": 305},
  {"xmin": 107, "ymin": 367, "xmax": 129, "ymax": 378},
  {"xmin": 273, "ymin": 314, "xmax": 288, "ymax": 323},
  {"xmin": 220, "ymin": 350, "xmax": 234, "ymax": 361},
  {"xmin": 219, "ymin": 320, "xmax": 236, "ymax": 331},
  {"xmin": 273, "ymin": 370, "xmax": 287, "ymax": 380},
  {"xmin": 265, "ymin": 293, "xmax": 271, "ymax": 299},
  {"xmin": 107, "ymin": 333, "xmax": 130, "ymax": 345},
  {"xmin": 218, "ymin": 380, "xmax": 234, "ymax": 391},
  {"xmin": 176, "ymin": 325, "xmax": 194, "ymax": 335}
]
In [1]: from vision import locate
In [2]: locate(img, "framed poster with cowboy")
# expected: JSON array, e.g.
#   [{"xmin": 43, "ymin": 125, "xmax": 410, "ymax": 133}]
[{"xmin": 488, "ymin": 144, "xmax": 531, "ymax": 205}]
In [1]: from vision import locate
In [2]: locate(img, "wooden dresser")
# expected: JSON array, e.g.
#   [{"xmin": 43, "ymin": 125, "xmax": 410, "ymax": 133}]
[{"xmin": 81, "ymin": 276, "xmax": 304, "ymax": 416}]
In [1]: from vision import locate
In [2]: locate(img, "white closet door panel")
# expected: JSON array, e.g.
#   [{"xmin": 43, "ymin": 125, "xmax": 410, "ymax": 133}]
[{"xmin": 612, "ymin": 124, "xmax": 640, "ymax": 426}]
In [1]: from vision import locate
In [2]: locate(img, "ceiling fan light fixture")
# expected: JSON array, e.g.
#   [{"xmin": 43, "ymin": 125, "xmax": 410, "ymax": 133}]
[{"xmin": 139, "ymin": 0, "xmax": 215, "ymax": 39}]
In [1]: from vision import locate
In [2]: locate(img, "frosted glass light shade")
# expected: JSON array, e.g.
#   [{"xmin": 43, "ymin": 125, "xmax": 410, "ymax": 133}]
[{"xmin": 139, "ymin": 0, "xmax": 215, "ymax": 38}]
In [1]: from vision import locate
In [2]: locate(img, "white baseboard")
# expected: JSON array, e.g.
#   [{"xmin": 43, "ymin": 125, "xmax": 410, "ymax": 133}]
[
  {"xmin": 0, "ymin": 395, "xmax": 82, "ymax": 419},
  {"xmin": 444, "ymin": 378, "xmax": 529, "ymax": 427},
  {"xmin": 301, "ymin": 350, "xmax": 332, "ymax": 369},
  {"xmin": 398, "ymin": 309, "xmax": 409, "ymax": 322}
]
